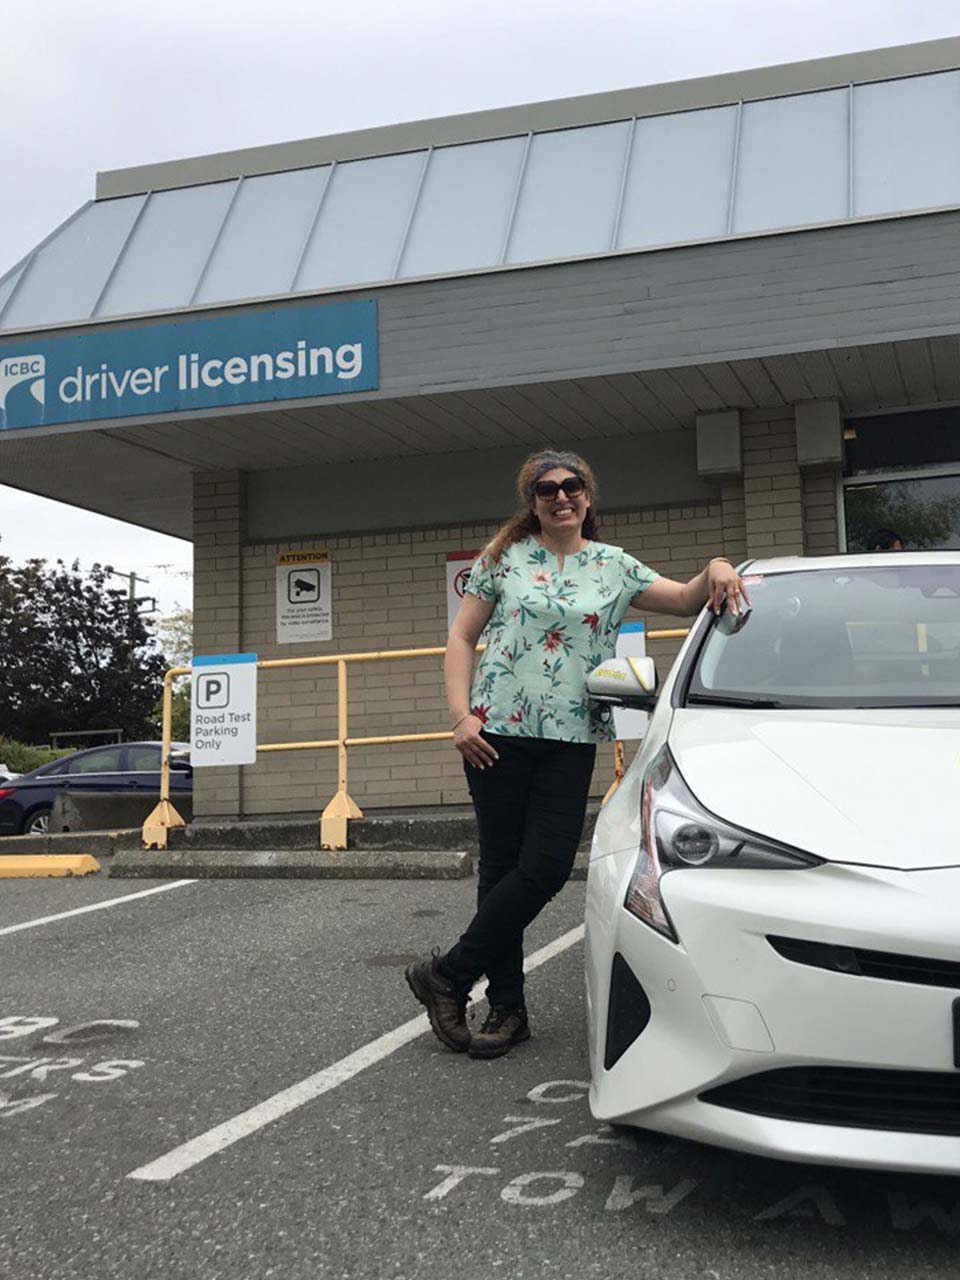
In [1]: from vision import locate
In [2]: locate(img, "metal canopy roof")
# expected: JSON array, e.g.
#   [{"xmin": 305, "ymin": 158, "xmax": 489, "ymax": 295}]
[{"xmin": 4, "ymin": 39, "xmax": 960, "ymax": 339}]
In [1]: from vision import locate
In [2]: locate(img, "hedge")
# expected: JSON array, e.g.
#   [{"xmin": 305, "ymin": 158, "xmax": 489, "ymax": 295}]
[{"xmin": 0, "ymin": 737, "xmax": 74, "ymax": 775}]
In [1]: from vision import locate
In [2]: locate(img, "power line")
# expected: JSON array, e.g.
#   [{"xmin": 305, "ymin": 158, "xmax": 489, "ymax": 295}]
[{"xmin": 149, "ymin": 562, "xmax": 193, "ymax": 578}]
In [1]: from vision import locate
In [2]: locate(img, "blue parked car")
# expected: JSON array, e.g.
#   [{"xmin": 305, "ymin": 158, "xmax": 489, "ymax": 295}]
[{"xmin": 0, "ymin": 741, "xmax": 191, "ymax": 836}]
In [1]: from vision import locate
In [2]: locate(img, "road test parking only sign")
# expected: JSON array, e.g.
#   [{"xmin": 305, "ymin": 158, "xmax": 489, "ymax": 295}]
[
  {"xmin": 276, "ymin": 550, "xmax": 332, "ymax": 644},
  {"xmin": 190, "ymin": 653, "xmax": 258, "ymax": 766}
]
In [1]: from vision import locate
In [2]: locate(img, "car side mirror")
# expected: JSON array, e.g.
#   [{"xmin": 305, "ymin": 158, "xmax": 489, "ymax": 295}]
[{"xmin": 587, "ymin": 656, "xmax": 658, "ymax": 712}]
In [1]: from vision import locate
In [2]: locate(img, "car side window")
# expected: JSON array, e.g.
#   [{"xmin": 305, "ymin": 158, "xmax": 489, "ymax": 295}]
[
  {"xmin": 127, "ymin": 746, "xmax": 161, "ymax": 771},
  {"xmin": 36, "ymin": 759, "xmax": 70, "ymax": 777},
  {"xmin": 67, "ymin": 747, "xmax": 124, "ymax": 774}
]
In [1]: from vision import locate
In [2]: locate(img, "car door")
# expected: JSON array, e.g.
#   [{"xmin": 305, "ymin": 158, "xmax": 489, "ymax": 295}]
[
  {"xmin": 58, "ymin": 745, "xmax": 130, "ymax": 828},
  {"xmin": 64, "ymin": 745, "xmax": 127, "ymax": 797},
  {"xmin": 124, "ymin": 744, "xmax": 163, "ymax": 794},
  {"xmin": 124, "ymin": 743, "xmax": 193, "ymax": 822}
]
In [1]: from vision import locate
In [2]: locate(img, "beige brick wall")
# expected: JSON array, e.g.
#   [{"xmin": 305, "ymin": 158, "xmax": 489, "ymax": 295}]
[
  {"xmin": 193, "ymin": 472, "xmax": 244, "ymax": 818},
  {"xmin": 802, "ymin": 469, "xmax": 842, "ymax": 555},
  {"xmin": 719, "ymin": 479, "xmax": 747, "ymax": 566},
  {"xmin": 190, "ymin": 498, "xmax": 736, "ymax": 818},
  {"xmin": 741, "ymin": 409, "xmax": 805, "ymax": 558}
]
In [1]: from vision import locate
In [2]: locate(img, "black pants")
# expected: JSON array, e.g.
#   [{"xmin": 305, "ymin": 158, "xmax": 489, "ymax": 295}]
[{"xmin": 440, "ymin": 733, "xmax": 596, "ymax": 1009}]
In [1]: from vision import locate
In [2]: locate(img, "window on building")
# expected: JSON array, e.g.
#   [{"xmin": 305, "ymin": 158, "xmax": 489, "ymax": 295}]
[{"xmin": 842, "ymin": 408, "xmax": 960, "ymax": 552}]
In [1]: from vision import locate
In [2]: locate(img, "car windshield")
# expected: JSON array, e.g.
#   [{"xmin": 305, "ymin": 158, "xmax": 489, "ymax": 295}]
[{"xmin": 687, "ymin": 564, "xmax": 960, "ymax": 709}]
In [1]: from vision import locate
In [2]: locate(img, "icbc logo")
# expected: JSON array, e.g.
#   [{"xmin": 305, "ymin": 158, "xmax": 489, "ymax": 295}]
[{"xmin": 0, "ymin": 353, "xmax": 45, "ymax": 424}]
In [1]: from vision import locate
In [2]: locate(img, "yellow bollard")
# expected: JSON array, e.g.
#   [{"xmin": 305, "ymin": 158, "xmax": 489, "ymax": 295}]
[
  {"xmin": 320, "ymin": 659, "xmax": 362, "ymax": 850},
  {"xmin": 141, "ymin": 668, "xmax": 188, "ymax": 849}
]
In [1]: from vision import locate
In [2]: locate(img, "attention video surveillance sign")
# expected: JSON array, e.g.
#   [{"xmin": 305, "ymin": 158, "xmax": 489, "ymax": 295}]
[
  {"xmin": 276, "ymin": 550, "xmax": 332, "ymax": 644},
  {"xmin": 0, "ymin": 299, "xmax": 378, "ymax": 430},
  {"xmin": 191, "ymin": 653, "xmax": 258, "ymax": 766}
]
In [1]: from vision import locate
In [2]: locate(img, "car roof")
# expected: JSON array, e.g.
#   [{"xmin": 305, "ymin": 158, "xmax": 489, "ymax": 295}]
[{"xmin": 745, "ymin": 551, "xmax": 960, "ymax": 575}]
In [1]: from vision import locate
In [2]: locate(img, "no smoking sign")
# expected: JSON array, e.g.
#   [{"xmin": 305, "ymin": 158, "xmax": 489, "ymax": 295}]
[{"xmin": 446, "ymin": 550, "xmax": 480, "ymax": 631}]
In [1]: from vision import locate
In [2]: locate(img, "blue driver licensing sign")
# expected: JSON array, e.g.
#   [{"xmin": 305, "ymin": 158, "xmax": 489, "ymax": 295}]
[{"xmin": 0, "ymin": 298, "xmax": 378, "ymax": 430}]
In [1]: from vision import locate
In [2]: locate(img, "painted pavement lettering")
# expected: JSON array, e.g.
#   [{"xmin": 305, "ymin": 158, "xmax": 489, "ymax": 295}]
[
  {"xmin": 0, "ymin": 1015, "xmax": 144, "ymax": 1119},
  {"xmin": 421, "ymin": 1078, "xmax": 960, "ymax": 1235}
]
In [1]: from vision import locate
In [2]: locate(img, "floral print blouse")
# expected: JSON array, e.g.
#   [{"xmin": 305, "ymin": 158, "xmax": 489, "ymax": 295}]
[{"xmin": 465, "ymin": 537, "xmax": 658, "ymax": 744}]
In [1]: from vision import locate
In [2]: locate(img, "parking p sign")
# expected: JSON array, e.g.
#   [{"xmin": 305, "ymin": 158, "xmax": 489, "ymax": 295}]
[{"xmin": 191, "ymin": 653, "xmax": 258, "ymax": 766}]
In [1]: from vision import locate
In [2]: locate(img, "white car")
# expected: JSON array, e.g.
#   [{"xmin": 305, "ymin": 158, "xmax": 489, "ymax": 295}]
[{"xmin": 585, "ymin": 552, "xmax": 960, "ymax": 1175}]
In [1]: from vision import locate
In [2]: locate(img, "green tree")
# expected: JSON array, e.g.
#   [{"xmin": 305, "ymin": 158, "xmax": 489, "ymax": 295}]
[
  {"xmin": 156, "ymin": 606, "xmax": 193, "ymax": 668},
  {"xmin": 0, "ymin": 555, "xmax": 166, "ymax": 744},
  {"xmin": 155, "ymin": 606, "xmax": 193, "ymax": 742}
]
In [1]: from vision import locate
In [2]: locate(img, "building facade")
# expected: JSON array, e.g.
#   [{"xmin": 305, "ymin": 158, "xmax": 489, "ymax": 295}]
[{"xmin": 2, "ymin": 38, "xmax": 960, "ymax": 820}]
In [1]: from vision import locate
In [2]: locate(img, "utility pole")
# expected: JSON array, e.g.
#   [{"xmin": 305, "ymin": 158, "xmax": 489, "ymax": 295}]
[{"xmin": 107, "ymin": 569, "xmax": 156, "ymax": 615}]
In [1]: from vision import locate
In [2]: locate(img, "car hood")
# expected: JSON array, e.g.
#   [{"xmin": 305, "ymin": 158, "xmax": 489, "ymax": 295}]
[{"xmin": 669, "ymin": 708, "xmax": 960, "ymax": 870}]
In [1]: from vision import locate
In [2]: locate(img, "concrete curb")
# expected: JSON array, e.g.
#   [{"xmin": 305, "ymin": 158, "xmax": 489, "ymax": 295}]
[
  {"xmin": 110, "ymin": 849, "xmax": 475, "ymax": 880},
  {"xmin": 168, "ymin": 819, "xmax": 321, "ymax": 852},
  {"xmin": 0, "ymin": 829, "xmax": 139, "ymax": 857},
  {"xmin": 167, "ymin": 815, "xmax": 485, "ymax": 853},
  {"xmin": 165, "ymin": 808, "xmax": 599, "ymax": 855},
  {"xmin": 112, "ymin": 847, "xmax": 588, "ymax": 881}
]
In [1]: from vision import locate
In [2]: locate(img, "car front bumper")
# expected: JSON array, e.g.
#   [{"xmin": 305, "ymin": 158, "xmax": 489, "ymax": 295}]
[{"xmin": 585, "ymin": 854, "xmax": 960, "ymax": 1174}]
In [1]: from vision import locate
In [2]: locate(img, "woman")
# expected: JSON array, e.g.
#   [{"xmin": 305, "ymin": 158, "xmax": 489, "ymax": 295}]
[{"xmin": 405, "ymin": 448, "xmax": 746, "ymax": 1058}]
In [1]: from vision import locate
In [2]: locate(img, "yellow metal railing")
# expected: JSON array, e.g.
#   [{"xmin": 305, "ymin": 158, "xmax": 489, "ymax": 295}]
[{"xmin": 142, "ymin": 631, "xmax": 690, "ymax": 853}]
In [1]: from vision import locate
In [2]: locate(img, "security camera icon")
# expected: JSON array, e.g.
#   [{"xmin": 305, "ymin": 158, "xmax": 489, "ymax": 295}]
[{"xmin": 288, "ymin": 568, "xmax": 320, "ymax": 604}]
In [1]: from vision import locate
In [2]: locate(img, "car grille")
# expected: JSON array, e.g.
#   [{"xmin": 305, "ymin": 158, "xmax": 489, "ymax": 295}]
[
  {"xmin": 701, "ymin": 1066, "xmax": 960, "ymax": 1136},
  {"xmin": 768, "ymin": 935, "xmax": 960, "ymax": 990}
]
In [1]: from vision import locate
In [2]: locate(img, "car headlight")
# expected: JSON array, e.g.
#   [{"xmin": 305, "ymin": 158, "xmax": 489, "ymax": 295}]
[{"xmin": 624, "ymin": 747, "xmax": 823, "ymax": 942}]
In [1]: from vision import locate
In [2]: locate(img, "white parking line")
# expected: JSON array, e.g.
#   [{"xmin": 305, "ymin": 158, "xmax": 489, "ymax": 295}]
[
  {"xmin": 0, "ymin": 880, "xmax": 197, "ymax": 937},
  {"xmin": 128, "ymin": 922, "xmax": 586, "ymax": 1183}
]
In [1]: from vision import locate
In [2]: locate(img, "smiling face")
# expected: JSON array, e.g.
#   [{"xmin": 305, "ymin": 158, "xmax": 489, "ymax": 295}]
[{"xmin": 532, "ymin": 467, "xmax": 591, "ymax": 539}]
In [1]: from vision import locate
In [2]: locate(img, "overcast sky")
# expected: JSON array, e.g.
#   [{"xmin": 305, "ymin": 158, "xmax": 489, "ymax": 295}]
[{"xmin": 2, "ymin": 0, "xmax": 959, "ymax": 616}]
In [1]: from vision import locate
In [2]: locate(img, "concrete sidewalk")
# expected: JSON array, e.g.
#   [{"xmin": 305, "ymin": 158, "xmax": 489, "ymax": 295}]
[{"xmin": 2, "ymin": 805, "xmax": 599, "ymax": 881}]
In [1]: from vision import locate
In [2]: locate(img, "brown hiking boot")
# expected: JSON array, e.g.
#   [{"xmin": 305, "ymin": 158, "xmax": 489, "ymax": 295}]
[
  {"xmin": 468, "ymin": 1005, "xmax": 530, "ymax": 1059},
  {"xmin": 405, "ymin": 952, "xmax": 470, "ymax": 1052}
]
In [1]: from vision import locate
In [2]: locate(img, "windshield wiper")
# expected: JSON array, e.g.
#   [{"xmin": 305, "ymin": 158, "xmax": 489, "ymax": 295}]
[{"xmin": 686, "ymin": 693, "xmax": 787, "ymax": 709}]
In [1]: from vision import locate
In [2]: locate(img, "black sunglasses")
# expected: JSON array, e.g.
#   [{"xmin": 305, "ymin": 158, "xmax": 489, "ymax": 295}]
[{"xmin": 533, "ymin": 476, "xmax": 586, "ymax": 501}]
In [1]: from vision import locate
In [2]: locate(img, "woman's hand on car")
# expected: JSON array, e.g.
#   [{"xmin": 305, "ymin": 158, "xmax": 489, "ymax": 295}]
[
  {"xmin": 453, "ymin": 715, "xmax": 499, "ymax": 769},
  {"xmin": 707, "ymin": 560, "xmax": 750, "ymax": 615}
]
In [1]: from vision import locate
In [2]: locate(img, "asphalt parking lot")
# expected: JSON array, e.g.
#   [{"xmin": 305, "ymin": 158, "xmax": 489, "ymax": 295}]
[{"xmin": 2, "ymin": 872, "xmax": 959, "ymax": 1280}]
